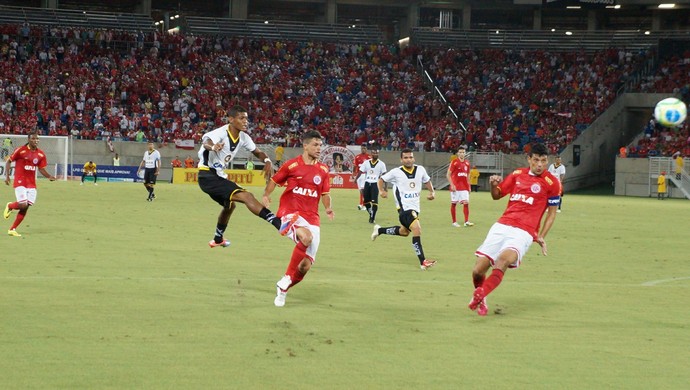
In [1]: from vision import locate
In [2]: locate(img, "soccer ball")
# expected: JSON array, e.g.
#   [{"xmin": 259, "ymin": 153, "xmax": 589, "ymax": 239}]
[{"xmin": 654, "ymin": 97, "xmax": 687, "ymax": 128}]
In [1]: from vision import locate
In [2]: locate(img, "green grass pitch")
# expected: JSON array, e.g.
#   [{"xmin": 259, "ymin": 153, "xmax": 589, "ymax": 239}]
[{"xmin": 1, "ymin": 181, "xmax": 689, "ymax": 389}]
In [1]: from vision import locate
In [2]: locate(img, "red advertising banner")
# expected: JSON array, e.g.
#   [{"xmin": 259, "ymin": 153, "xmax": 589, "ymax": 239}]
[{"xmin": 328, "ymin": 173, "xmax": 358, "ymax": 189}]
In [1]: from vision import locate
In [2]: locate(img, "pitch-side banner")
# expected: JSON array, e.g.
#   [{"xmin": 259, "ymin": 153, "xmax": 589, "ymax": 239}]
[
  {"xmin": 70, "ymin": 165, "xmax": 139, "ymax": 182},
  {"xmin": 328, "ymin": 173, "xmax": 358, "ymax": 189},
  {"xmin": 173, "ymin": 168, "xmax": 268, "ymax": 187},
  {"xmin": 173, "ymin": 168, "xmax": 358, "ymax": 189}
]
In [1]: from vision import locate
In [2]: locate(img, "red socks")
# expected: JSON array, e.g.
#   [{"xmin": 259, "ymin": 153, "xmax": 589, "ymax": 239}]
[
  {"xmin": 11, "ymin": 209, "xmax": 27, "ymax": 230},
  {"xmin": 284, "ymin": 242, "xmax": 308, "ymax": 290},
  {"xmin": 8, "ymin": 202, "xmax": 19, "ymax": 210},
  {"xmin": 450, "ymin": 203, "xmax": 457, "ymax": 223},
  {"xmin": 473, "ymin": 273, "xmax": 485, "ymax": 288},
  {"xmin": 463, "ymin": 204, "xmax": 470, "ymax": 223},
  {"xmin": 481, "ymin": 269, "xmax": 504, "ymax": 296}
]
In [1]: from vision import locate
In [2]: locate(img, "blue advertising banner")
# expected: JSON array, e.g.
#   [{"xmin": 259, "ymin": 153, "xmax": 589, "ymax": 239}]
[{"xmin": 70, "ymin": 165, "xmax": 140, "ymax": 182}]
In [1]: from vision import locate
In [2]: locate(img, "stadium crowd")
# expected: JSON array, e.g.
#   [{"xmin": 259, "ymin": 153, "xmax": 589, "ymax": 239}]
[{"xmin": 0, "ymin": 22, "xmax": 687, "ymax": 155}]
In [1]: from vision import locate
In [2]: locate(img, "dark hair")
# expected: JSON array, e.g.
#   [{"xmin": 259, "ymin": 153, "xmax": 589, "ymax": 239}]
[
  {"xmin": 333, "ymin": 152, "xmax": 343, "ymax": 162},
  {"xmin": 457, "ymin": 145, "xmax": 467, "ymax": 153},
  {"xmin": 400, "ymin": 148, "xmax": 413, "ymax": 157},
  {"xmin": 228, "ymin": 105, "xmax": 248, "ymax": 117},
  {"xmin": 301, "ymin": 130, "xmax": 322, "ymax": 144},
  {"xmin": 528, "ymin": 143, "xmax": 548, "ymax": 157}
]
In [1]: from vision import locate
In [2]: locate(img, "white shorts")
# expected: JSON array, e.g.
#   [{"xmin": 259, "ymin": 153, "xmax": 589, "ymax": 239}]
[
  {"xmin": 282, "ymin": 213, "xmax": 321, "ymax": 262},
  {"xmin": 15, "ymin": 186, "xmax": 38, "ymax": 205},
  {"xmin": 450, "ymin": 190, "xmax": 470, "ymax": 204},
  {"xmin": 475, "ymin": 222, "xmax": 533, "ymax": 268},
  {"xmin": 356, "ymin": 175, "xmax": 365, "ymax": 190}
]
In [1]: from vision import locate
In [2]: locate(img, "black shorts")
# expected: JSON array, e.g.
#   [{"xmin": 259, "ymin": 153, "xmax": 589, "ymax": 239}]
[
  {"xmin": 144, "ymin": 168, "xmax": 157, "ymax": 185},
  {"xmin": 198, "ymin": 169, "xmax": 245, "ymax": 208},
  {"xmin": 362, "ymin": 182, "xmax": 379, "ymax": 204},
  {"xmin": 398, "ymin": 209, "xmax": 420, "ymax": 230}
]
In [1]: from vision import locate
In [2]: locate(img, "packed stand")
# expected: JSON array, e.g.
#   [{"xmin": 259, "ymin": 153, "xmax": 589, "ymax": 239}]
[
  {"xmin": 634, "ymin": 53, "xmax": 690, "ymax": 157},
  {"xmin": 0, "ymin": 23, "xmax": 654, "ymax": 154},
  {"xmin": 423, "ymin": 47, "xmax": 653, "ymax": 154}
]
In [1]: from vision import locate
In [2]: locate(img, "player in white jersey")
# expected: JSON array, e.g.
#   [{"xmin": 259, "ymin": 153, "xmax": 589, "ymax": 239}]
[
  {"xmin": 197, "ymin": 105, "xmax": 296, "ymax": 248},
  {"xmin": 370, "ymin": 149, "xmax": 437, "ymax": 270},
  {"xmin": 357, "ymin": 147, "xmax": 387, "ymax": 224},
  {"xmin": 547, "ymin": 155, "xmax": 566, "ymax": 212},
  {"xmin": 137, "ymin": 141, "xmax": 160, "ymax": 201}
]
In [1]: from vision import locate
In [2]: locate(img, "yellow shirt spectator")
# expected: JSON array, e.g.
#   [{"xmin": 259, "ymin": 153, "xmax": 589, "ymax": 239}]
[
  {"xmin": 469, "ymin": 166, "xmax": 480, "ymax": 191},
  {"xmin": 657, "ymin": 172, "xmax": 667, "ymax": 199},
  {"xmin": 275, "ymin": 145, "xmax": 284, "ymax": 164}
]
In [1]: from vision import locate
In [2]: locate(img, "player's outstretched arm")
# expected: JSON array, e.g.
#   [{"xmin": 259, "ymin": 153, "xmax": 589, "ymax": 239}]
[
  {"xmin": 425, "ymin": 180, "xmax": 435, "ymax": 200},
  {"xmin": 252, "ymin": 148, "xmax": 273, "ymax": 178},
  {"xmin": 322, "ymin": 194, "xmax": 334, "ymax": 220},
  {"xmin": 262, "ymin": 179, "xmax": 277, "ymax": 208},
  {"xmin": 377, "ymin": 178, "xmax": 387, "ymax": 198},
  {"xmin": 489, "ymin": 175, "xmax": 503, "ymax": 200},
  {"xmin": 39, "ymin": 167, "xmax": 56, "ymax": 181},
  {"xmin": 4, "ymin": 158, "xmax": 11, "ymax": 185}
]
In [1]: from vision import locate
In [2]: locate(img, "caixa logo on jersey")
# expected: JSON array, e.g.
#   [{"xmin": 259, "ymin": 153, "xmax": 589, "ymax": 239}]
[
  {"xmin": 509, "ymin": 193, "xmax": 534, "ymax": 205},
  {"xmin": 292, "ymin": 186, "xmax": 319, "ymax": 198}
]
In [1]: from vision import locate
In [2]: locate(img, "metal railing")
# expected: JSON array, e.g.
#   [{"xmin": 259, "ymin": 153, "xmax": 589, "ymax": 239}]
[{"xmin": 411, "ymin": 28, "xmax": 690, "ymax": 52}]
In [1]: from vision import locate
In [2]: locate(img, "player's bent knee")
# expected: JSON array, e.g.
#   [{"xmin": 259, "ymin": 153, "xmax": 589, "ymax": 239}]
[{"xmin": 297, "ymin": 228, "xmax": 313, "ymax": 247}]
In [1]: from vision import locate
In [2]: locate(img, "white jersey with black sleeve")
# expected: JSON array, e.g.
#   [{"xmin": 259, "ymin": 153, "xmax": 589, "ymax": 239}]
[
  {"xmin": 359, "ymin": 159, "xmax": 387, "ymax": 184},
  {"xmin": 142, "ymin": 149, "xmax": 161, "ymax": 169},
  {"xmin": 197, "ymin": 125, "xmax": 256, "ymax": 179},
  {"xmin": 380, "ymin": 165, "xmax": 430, "ymax": 213}
]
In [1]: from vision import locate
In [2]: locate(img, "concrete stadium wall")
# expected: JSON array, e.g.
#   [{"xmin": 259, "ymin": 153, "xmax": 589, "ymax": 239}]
[
  {"xmin": 70, "ymin": 140, "xmax": 458, "ymax": 183},
  {"xmin": 558, "ymin": 93, "xmax": 670, "ymax": 192},
  {"xmin": 615, "ymin": 157, "xmax": 687, "ymax": 198}
]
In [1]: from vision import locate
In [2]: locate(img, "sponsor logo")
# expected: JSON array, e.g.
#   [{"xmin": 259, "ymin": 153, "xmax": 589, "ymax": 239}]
[
  {"xmin": 292, "ymin": 186, "xmax": 319, "ymax": 198},
  {"xmin": 403, "ymin": 192, "xmax": 420, "ymax": 199},
  {"xmin": 24, "ymin": 165, "xmax": 37, "ymax": 171},
  {"xmin": 509, "ymin": 193, "xmax": 534, "ymax": 205},
  {"xmin": 331, "ymin": 175, "xmax": 343, "ymax": 186}
]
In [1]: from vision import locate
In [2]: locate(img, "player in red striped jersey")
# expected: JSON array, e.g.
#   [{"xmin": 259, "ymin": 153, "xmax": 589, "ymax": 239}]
[
  {"xmin": 468, "ymin": 143, "xmax": 561, "ymax": 316},
  {"xmin": 4, "ymin": 132, "xmax": 56, "ymax": 237}
]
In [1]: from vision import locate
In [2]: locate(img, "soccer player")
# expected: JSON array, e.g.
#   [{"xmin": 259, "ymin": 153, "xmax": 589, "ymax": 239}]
[
  {"xmin": 357, "ymin": 147, "xmax": 387, "ymax": 224},
  {"xmin": 370, "ymin": 149, "xmax": 437, "ymax": 270},
  {"xmin": 262, "ymin": 130, "xmax": 334, "ymax": 307},
  {"xmin": 4, "ymin": 131, "xmax": 57, "ymax": 237},
  {"xmin": 81, "ymin": 161, "xmax": 98, "ymax": 185},
  {"xmin": 137, "ymin": 142, "xmax": 160, "ymax": 201},
  {"xmin": 547, "ymin": 155, "xmax": 566, "ymax": 212},
  {"xmin": 468, "ymin": 143, "xmax": 561, "ymax": 316},
  {"xmin": 198, "ymin": 104, "xmax": 290, "ymax": 249},
  {"xmin": 446, "ymin": 146, "xmax": 474, "ymax": 227},
  {"xmin": 353, "ymin": 144, "xmax": 371, "ymax": 210}
]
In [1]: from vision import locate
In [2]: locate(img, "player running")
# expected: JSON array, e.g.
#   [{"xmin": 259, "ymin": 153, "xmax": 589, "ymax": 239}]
[{"xmin": 4, "ymin": 131, "xmax": 57, "ymax": 236}]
